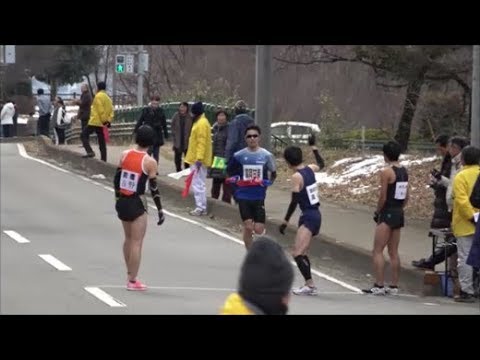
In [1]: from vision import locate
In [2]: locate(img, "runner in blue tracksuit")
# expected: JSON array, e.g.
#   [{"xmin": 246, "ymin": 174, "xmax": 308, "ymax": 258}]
[
  {"xmin": 226, "ymin": 125, "xmax": 277, "ymax": 250},
  {"xmin": 279, "ymin": 134, "xmax": 325, "ymax": 296}
]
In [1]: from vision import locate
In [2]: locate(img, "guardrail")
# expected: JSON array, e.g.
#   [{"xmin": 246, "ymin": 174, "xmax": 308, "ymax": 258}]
[
  {"xmin": 65, "ymin": 122, "xmax": 435, "ymax": 154},
  {"xmin": 64, "ymin": 120, "xmax": 290, "ymax": 154}
]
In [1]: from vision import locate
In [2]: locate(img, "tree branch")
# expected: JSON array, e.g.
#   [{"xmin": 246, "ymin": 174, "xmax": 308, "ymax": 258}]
[{"xmin": 376, "ymin": 81, "xmax": 409, "ymax": 88}]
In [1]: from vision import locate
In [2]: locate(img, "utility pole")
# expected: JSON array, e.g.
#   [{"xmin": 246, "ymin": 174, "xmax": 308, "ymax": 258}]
[
  {"xmin": 255, "ymin": 45, "xmax": 273, "ymax": 152},
  {"xmin": 472, "ymin": 45, "xmax": 480, "ymax": 147},
  {"xmin": 0, "ymin": 45, "xmax": 6, "ymax": 101},
  {"xmin": 137, "ymin": 45, "xmax": 144, "ymax": 107},
  {"xmin": 112, "ymin": 45, "xmax": 118, "ymax": 102}
]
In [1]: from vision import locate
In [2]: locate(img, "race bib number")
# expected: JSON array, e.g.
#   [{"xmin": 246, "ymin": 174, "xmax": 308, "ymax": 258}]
[
  {"xmin": 120, "ymin": 169, "xmax": 140, "ymax": 192},
  {"xmin": 243, "ymin": 165, "xmax": 263, "ymax": 180},
  {"xmin": 394, "ymin": 181, "xmax": 408, "ymax": 200},
  {"xmin": 306, "ymin": 183, "xmax": 320, "ymax": 205}
]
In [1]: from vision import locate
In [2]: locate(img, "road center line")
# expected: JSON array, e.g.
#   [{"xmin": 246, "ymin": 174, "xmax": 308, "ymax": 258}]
[
  {"xmin": 4, "ymin": 230, "xmax": 31, "ymax": 243},
  {"xmin": 84, "ymin": 287, "xmax": 126, "ymax": 307},
  {"xmin": 38, "ymin": 254, "xmax": 72, "ymax": 271}
]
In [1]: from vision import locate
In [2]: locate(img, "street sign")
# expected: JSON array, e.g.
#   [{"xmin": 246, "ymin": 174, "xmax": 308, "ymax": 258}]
[
  {"xmin": 5, "ymin": 45, "xmax": 15, "ymax": 64},
  {"xmin": 126, "ymin": 54, "xmax": 134, "ymax": 73},
  {"xmin": 139, "ymin": 52, "xmax": 149, "ymax": 73}
]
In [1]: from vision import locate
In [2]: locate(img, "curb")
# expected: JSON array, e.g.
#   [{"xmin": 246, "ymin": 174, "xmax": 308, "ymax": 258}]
[{"xmin": 33, "ymin": 136, "xmax": 430, "ymax": 296}]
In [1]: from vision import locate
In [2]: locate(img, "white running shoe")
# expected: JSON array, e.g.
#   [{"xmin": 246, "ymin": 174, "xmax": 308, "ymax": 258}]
[
  {"xmin": 293, "ymin": 285, "xmax": 318, "ymax": 296},
  {"xmin": 362, "ymin": 285, "xmax": 386, "ymax": 295},
  {"xmin": 385, "ymin": 286, "xmax": 399, "ymax": 295}
]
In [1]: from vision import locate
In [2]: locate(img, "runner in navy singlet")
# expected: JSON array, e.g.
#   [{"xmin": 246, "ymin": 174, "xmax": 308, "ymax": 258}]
[{"xmin": 279, "ymin": 134, "xmax": 325, "ymax": 296}]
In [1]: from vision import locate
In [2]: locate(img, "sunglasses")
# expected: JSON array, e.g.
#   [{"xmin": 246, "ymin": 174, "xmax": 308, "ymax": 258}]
[{"xmin": 246, "ymin": 134, "xmax": 259, "ymax": 139}]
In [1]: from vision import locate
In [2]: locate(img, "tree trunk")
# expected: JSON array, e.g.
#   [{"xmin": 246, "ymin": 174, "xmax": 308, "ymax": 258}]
[
  {"xmin": 85, "ymin": 74, "xmax": 94, "ymax": 97},
  {"xmin": 50, "ymin": 78, "xmax": 58, "ymax": 100},
  {"xmin": 394, "ymin": 68, "xmax": 428, "ymax": 152}
]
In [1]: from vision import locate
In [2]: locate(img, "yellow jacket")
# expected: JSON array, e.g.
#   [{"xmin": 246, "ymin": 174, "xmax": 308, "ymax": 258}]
[
  {"xmin": 452, "ymin": 165, "xmax": 480, "ymax": 237},
  {"xmin": 220, "ymin": 293, "xmax": 255, "ymax": 315},
  {"xmin": 88, "ymin": 90, "xmax": 114, "ymax": 127},
  {"xmin": 184, "ymin": 114, "xmax": 213, "ymax": 167}
]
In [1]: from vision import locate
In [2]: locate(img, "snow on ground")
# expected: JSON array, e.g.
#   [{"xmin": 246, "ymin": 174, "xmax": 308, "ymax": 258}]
[{"xmin": 316, "ymin": 154, "xmax": 438, "ymax": 188}]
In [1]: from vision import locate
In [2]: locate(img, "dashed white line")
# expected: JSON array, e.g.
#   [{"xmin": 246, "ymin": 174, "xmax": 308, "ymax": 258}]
[
  {"xmin": 84, "ymin": 287, "xmax": 126, "ymax": 307},
  {"xmin": 38, "ymin": 254, "xmax": 72, "ymax": 271},
  {"xmin": 4, "ymin": 230, "xmax": 31, "ymax": 243},
  {"xmin": 98, "ymin": 285, "xmax": 236, "ymax": 292}
]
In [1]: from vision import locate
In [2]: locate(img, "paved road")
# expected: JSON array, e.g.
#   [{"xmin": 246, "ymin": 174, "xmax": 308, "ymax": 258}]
[{"xmin": 1, "ymin": 143, "xmax": 478, "ymax": 314}]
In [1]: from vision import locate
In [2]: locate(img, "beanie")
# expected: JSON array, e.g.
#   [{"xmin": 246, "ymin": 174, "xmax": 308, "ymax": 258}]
[
  {"xmin": 238, "ymin": 236, "xmax": 294, "ymax": 314},
  {"xmin": 191, "ymin": 101, "xmax": 204, "ymax": 116}
]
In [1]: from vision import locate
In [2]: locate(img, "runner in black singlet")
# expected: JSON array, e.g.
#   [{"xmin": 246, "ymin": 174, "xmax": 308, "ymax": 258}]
[{"xmin": 363, "ymin": 141, "xmax": 409, "ymax": 296}]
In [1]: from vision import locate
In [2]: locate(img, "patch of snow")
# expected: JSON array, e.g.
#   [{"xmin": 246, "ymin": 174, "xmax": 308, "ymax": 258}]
[
  {"xmin": 332, "ymin": 157, "xmax": 363, "ymax": 168},
  {"xmin": 315, "ymin": 154, "xmax": 438, "ymax": 187}
]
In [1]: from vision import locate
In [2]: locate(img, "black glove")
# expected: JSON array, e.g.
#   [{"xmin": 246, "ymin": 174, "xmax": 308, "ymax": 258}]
[
  {"xmin": 157, "ymin": 211, "xmax": 165, "ymax": 226},
  {"xmin": 279, "ymin": 223, "xmax": 287, "ymax": 235},
  {"xmin": 373, "ymin": 211, "xmax": 379, "ymax": 223},
  {"xmin": 308, "ymin": 134, "xmax": 316, "ymax": 146}
]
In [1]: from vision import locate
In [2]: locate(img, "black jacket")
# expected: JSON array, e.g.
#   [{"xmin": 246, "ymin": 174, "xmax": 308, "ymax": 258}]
[
  {"xmin": 430, "ymin": 154, "xmax": 452, "ymax": 228},
  {"xmin": 134, "ymin": 106, "xmax": 168, "ymax": 146},
  {"xmin": 208, "ymin": 122, "xmax": 229, "ymax": 179}
]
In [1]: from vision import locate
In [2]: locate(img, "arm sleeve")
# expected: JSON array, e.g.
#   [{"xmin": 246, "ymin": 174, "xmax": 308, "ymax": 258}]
[
  {"xmin": 312, "ymin": 149, "xmax": 325, "ymax": 170},
  {"xmin": 149, "ymin": 177, "xmax": 163, "ymax": 212},
  {"xmin": 284, "ymin": 192, "xmax": 300, "ymax": 222},
  {"xmin": 114, "ymin": 167, "xmax": 122, "ymax": 200}
]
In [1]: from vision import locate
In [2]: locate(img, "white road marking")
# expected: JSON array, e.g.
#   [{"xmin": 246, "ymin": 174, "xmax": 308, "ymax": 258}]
[
  {"xmin": 84, "ymin": 287, "xmax": 126, "ymax": 307},
  {"xmin": 94, "ymin": 285, "xmax": 363, "ymax": 295},
  {"xmin": 423, "ymin": 302, "xmax": 438, "ymax": 306},
  {"xmin": 99, "ymin": 285, "xmax": 236, "ymax": 292},
  {"xmin": 18, "ymin": 144, "xmax": 363, "ymax": 294},
  {"xmin": 38, "ymin": 254, "xmax": 72, "ymax": 271},
  {"xmin": 17, "ymin": 144, "xmax": 69, "ymax": 173},
  {"xmin": 4, "ymin": 230, "xmax": 31, "ymax": 243}
]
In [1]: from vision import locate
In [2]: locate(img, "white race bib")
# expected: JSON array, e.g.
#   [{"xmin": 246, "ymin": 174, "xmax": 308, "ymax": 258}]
[
  {"xmin": 394, "ymin": 181, "xmax": 408, "ymax": 200},
  {"xmin": 120, "ymin": 169, "xmax": 140, "ymax": 192},
  {"xmin": 306, "ymin": 183, "xmax": 320, "ymax": 205},
  {"xmin": 243, "ymin": 165, "xmax": 263, "ymax": 180}
]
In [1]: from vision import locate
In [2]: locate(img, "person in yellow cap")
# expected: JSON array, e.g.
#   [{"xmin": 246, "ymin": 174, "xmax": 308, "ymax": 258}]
[{"xmin": 220, "ymin": 236, "xmax": 294, "ymax": 315}]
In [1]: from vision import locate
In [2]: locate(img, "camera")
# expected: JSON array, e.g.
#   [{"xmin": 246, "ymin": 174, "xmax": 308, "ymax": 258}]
[{"xmin": 430, "ymin": 168, "xmax": 441, "ymax": 180}]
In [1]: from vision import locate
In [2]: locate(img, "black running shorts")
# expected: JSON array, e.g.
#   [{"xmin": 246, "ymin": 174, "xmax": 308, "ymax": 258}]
[
  {"xmin": 238, "ymin": 199, "xmax": 266, "ymax": 223},
  {"xmin": 115, "ymin": 195, "xmax": 147, "ymax": 222},
  {"xmin": 378, "ymin": 207, "xmax": 404, "ymax": 230}
]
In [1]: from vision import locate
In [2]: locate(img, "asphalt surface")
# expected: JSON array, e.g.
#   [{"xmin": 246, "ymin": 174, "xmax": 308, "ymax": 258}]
[{"xmin": 1, "ymin": 143, "xmax": 479, "ymax": 314}]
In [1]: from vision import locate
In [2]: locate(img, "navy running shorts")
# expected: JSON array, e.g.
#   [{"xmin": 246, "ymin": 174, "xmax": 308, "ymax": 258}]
[{"xmin": 298, "ymin": 210, "xmax": 321, "ymax": 236}]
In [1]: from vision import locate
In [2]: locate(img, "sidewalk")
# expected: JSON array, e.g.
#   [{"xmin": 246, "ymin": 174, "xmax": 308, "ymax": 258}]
[{"xmin": 64, "ymin": 142, "xmax": 432, "ymax": 268}]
